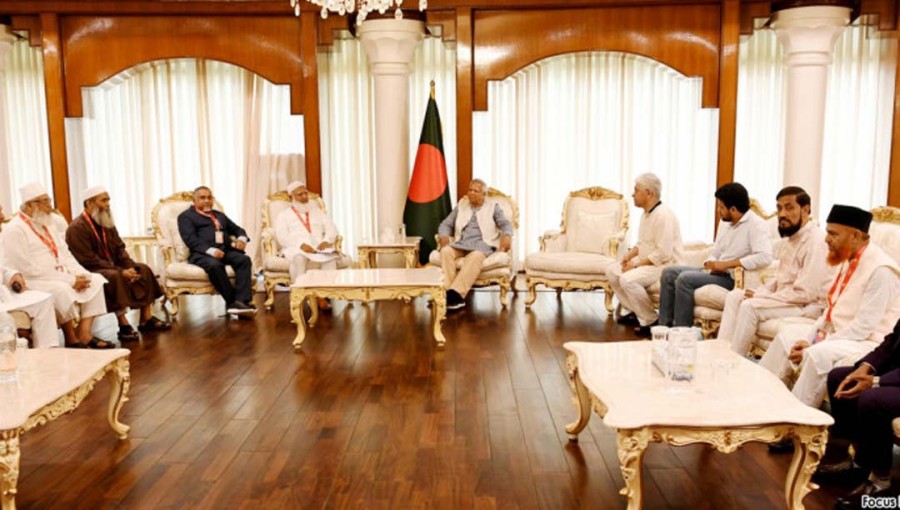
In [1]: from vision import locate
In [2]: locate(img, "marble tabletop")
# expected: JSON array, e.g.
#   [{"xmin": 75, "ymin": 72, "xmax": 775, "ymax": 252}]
[
  {"xmin": 291, "ymin": 267, "xmax": 443, "ymax": 288},
  {"xmin": 357, "ymin": 236, "xmax": 422, "ymax": 248},
  {"xmin": 0, "ymin": 348, "xmax": 130, "ymax": 431},
  {"xmin": 564, "ymin": 340, "xmax": 834, "ymax": 430}
]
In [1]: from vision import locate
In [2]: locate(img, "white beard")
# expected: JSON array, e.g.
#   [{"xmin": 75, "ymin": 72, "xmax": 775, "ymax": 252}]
[
  {"xmin": 91, "ymin": 209, "xmax": 116, "ymax": 230},
  {"xmin": 29, "ymin": 210, "xmax": 53, "ymax": 230}
]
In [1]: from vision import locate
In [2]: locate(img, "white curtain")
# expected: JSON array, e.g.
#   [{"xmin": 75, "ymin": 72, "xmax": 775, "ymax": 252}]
[
  {"xmin": 734, "ymin": 24, "xmax": 897, "ymax": 219},
  {"xmin": 473, "ymin": 52, "xmax": 720, "ymax": 264},
  {"xmin": 318, "ymin": 33, "xmax": 457, "ymax": 255},
  {"xmin": 66, "ymin": 58, "xmax": 305, "ymax": 267},
  {"xmin": 0, "ymin": 38, "xmax": 52, "ymax": 210}
]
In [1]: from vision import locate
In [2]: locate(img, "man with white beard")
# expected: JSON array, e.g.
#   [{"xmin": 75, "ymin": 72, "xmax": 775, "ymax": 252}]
[
  {"xmin": 0, "ymin": 182, "xmax": 113, "ymax": 348},
  {"xmin": 66, "ymin": 187, "xmax": 170, "ymax": 342},
  {"xmin": 0, "ymin": 203, "xmax": 60, "ymax": 348},
  {"xmin": 274, "ymin": 181, "xmax": 339, "ymax": 310}
]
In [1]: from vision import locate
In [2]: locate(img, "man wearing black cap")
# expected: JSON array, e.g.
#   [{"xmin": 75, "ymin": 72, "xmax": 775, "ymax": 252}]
[{"xmin": 760, "ymin": 204, "xmax": 900, "ymax": 408}]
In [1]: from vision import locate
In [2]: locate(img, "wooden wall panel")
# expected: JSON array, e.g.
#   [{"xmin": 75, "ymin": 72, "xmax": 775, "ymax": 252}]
[
  {"xmin": 890, "ymin": 31, "xmax": 900, "ymax": 207},
  {"xmin": 472, "ymin": 5, "xmax": 722, "ymax": 111},
  {"xmin": 300, "ymin": 11, "xmax": 322, "ymax": 193},
  {"xmin": 39, "ymin": 13, "xmax": 71, "ymax": 218},
  {"xmin": 455, "ymin": 8, "xmax": 473, "ymax": 200},
  {"xmin": 59, "ymin": 16, "xmax": 303, "ymax": 117},
  {"xmin": 717, "ymin": 0, "xmax": 740, "ymax": 190}
]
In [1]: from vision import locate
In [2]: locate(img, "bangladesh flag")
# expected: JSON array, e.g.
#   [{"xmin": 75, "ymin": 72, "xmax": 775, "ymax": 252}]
[{"xmin": 404, "ymin": 82, "xmax": 452, "ymax": 265}]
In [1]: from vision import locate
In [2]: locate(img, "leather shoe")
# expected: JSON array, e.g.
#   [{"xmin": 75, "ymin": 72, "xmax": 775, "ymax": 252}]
[
  {"xmin": 616, "ymin": 313, "xmax": 639, "ymax": 325},
  {"xmin": 634, "ymin": 321, "xmax": 658, "ymax": 338},
  {"xmin": 446, "ymin": 290, "xmax": 465, "ymax": 311},
  {"xmin": 767, "ymin": 438, "xmax": 794, "ymax": 453},
  {"xmin": 835, "ymin": 480, "xmax": 893, "ymax": 510}
]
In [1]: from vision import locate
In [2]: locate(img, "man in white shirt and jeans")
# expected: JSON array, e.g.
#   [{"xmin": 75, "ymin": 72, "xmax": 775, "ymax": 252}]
[{"xmin": 657, "ymin": 182, "xmax": 773, "ymax": 328}]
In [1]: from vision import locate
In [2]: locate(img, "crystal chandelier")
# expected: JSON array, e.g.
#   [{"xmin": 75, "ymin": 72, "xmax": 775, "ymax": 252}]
[{"xmin": 290, "ymin": 0, "xmax": 427, "ymax": 24}]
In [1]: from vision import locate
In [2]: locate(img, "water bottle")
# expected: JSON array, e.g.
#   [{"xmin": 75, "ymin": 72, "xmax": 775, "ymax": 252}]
[
  {"xmin": 0, "ymin": 311, "xmax": 18, "ymax": 383},
  {"xmin": 665, "ymin": 327, "xmax": 697, "ymax": 392},
  {"xmin": 16, "ymin": 337, "xmax": 28, "ymax": 373}
]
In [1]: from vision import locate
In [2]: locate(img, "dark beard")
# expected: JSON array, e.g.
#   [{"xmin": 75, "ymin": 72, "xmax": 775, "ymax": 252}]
[{"xmin": 778, "ymin": 221, "xmax": 801, "ymax": 238}]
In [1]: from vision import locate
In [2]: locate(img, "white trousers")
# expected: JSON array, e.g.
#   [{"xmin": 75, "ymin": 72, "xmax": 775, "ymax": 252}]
[
  {"xmin": 605, "ymin": 264, "xmax": 663, "ymax": 326},
  {"xmin": 759, "ymin": 323, "xmax": 878, "ymax": 406},
  {"xmin": 0, "ymin": 290, "xmax": 60, "ymax": 348},
  {"xmin": 718, "ymin": 289, "xmax": 802, "ymax": 356},
  {"xmin": 289, "ymin": 254, "xmax": 337, "ymax": 282}
]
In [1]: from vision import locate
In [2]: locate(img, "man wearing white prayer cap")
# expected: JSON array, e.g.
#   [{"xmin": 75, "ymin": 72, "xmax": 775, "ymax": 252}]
[
  {"xmin": 0, "ymin": 201, "xmax": 60, "ymax": 348},
  {"xmin": 0, "ymin": 182, "xmax": 113, "ymax": 348},
  {"xmin": 274, "ymin": 181, "xmax": 340, "ymax": 310},
  {"xmin": 66, "ymin": 186, "xmax": 169, "ymax": 343}
]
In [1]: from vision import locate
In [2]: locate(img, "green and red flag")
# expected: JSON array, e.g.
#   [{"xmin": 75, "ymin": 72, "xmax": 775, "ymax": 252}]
[{"xmin": 404, "ymin": 81, "xmax": 452, "ymax": 265}]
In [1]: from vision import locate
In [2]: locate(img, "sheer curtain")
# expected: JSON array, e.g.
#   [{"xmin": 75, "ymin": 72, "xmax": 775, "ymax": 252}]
[
  {"xmin": 473, "ymin": 52, "xmax": 720, "ymax": 264},
  {"xmin": 66, "ymin": 58, "xmax": 305, "ymax": 266},
  {"xmin": 318, "ymin": 33, "xmax": 457, "ymax": 254},
  {"xmin": 1, "ymin": 38, "xmax": 52, "ymax": 210},
  {"xmin": 734, "ymin": 24, "xmax": 897, "ymax": 218}
]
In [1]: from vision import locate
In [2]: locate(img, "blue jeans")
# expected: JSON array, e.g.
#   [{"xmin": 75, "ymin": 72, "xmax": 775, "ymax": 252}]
[{"xmin": 657, "ymin": 265, "xmax": 734, "ymax": 327}]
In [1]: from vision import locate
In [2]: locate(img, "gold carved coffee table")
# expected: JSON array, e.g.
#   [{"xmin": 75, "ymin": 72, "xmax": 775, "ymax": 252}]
[
  {"xmin": 1, "ymin": 348, "xmax": 131, "ymax": 510},
  {"xmin": 290, "ymin": 267, "xmax": 446, "ymax": 348},
  {"xmin": 564, "ymin": 340, "xmax": 833, "ymax": 510},
  {"xmin": 356, "ymin": 237, "xmax": 421, "ymax": 269}
]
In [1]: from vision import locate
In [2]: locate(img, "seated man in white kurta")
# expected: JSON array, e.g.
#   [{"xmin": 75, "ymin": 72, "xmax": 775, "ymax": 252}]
[
  {"xmin": 605, "ymin": 173, "xmax": 683, "ymax": 336},
  {"xmin": 0, "ymin": 204, "xmax": 59, "ymax": 348},
  {"xmin": 718, "ymin": 186, "xmax": 834, "ymax": 356},
  {"xmin": 0, "ymin": 183, "xmax": 112, "ymax": 349},
  {"xmin": 759, "ymin": 205, "xmax": 900, "ymax": 408},
  {"xmin": 274, "ymin": 181, "xmax": 339, "ymax": 308}
]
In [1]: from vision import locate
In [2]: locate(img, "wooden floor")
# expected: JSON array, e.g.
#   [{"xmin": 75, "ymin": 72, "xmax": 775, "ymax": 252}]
[{"xmin": 15, "ymin": 288, "xmax": 860, "ymax": 509}]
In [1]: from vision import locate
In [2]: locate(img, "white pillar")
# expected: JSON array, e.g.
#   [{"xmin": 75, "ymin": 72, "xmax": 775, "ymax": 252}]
[
  {"xmin": 772, "ymin": 6, "xmax": 849, "ymax": 209},
  {"xmin": 359, "ymin": 19, "xmax": 424, "ymax": 267},
  {"xmin": 0, "ymin": 26, "xmax": 16, "ymax": 210}
]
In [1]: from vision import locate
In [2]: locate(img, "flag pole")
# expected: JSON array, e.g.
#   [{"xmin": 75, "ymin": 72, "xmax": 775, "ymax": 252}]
[{"xmin": 430, "ymin": 80, "xmax": 435, "ymax": 100}]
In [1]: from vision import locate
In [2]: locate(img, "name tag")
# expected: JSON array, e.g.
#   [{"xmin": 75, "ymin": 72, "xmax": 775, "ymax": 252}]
[{"xmin": 215, "ymin": 231, "xmax": 224, "ymax": 244}]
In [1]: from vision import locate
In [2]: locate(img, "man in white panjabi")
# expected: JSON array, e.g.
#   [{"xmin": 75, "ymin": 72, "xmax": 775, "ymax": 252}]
[
  {"xmin": 719, "ymin": 186, "xmax": 833, "ymax": 356},
  {"xmin": 274, "ymin": 181, "xmax": 339, "ymax": 308},
  {"xmin": 0, "ymin": 204, "xmax": 59, "ymax": 348},
  {"xmin": 0, "ymin": 183, "xmax": 113, "ymax": 349},
  {"xmin": 605, "ymin": 173, "xmax": 683, "ymax": 336},
  {"xmin": 759, "ymin": 205, "xmax": 900, "ymax": 408}
]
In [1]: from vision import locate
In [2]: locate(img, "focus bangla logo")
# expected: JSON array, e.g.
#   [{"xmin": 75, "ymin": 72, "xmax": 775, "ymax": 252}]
[{"xmin": 862, "ymin": 494, "xmax": 900, "ymax": 509}]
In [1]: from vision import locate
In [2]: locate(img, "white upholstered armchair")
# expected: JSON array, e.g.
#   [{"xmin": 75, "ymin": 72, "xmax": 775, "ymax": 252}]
[
  {"xmin": 523, "ymin": 186, "xmax": 628, "ymax": 312},
  {"xmin": 427, "ymin": 187, "xmax": 519, "ymax": 307},
  {"xmin": 151, "ymin": 191, "xmax": 238, "ymax": 317},
  {"xmin": 259, "ymin": 190, "xmax": 351, "ymax": 310}
]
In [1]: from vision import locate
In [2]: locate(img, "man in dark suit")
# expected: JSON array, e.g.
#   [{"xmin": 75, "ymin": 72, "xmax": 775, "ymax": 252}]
[
  {"xmin": 824, "ymin": 318, "xmax": 900, "ymax": 509},
  {"xmin": 177, "ymin": 186, "xmax": 255, "ymax": 316}
]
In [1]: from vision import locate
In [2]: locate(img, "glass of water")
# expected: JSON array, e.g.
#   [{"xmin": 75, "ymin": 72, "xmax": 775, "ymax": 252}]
[{"xmin": 0, "ymin": 334, "xmax": 17, "ymax": 383}]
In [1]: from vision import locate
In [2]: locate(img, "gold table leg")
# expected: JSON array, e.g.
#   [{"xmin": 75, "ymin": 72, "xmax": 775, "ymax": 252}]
[
  {"xmin": 617, "ymin": 429, "xmax": 651, "ymax": 510},
  {"xmin": 290, "ymin": 288, "xmax": 310, "ymax": 349},
  {"xmin": 0, "ymin": 431, "xmax": 19, "ymax": 510},
  {"xmin": 430, "ymin": 287, "xmax": 446, "ymax": 346},
  {"xmin": 107, "ymin": 358, "xmax": 131, "ymax": 439},
  {"xmin": 786, "ymin": 426, "xmax": 828, "ymax": 510},
  {"xmin": 565, "ymin": 364, "xmax": 593, "ymax": 440}
]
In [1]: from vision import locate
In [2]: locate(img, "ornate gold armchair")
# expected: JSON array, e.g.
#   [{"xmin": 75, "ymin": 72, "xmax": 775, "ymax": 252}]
[
  {"xmin": 151, "ymin": 191, "xmax": 237, "ymax": 317},
  {"xmin": 427, "ymin": 188, "xmax": 519, "ymax": 307},
  {"xmin": 259, "ymin": 190, "xmax": 351, "ymax": 310},
  {"xmin": 523, "ymin": 186, "xmax": 628, "ymax": 312}
]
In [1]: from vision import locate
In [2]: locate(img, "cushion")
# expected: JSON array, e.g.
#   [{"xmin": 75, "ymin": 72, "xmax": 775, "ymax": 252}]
[
  {"xmin": 166, "ymin": 262, "xmax": 235, "ymax": 281},
  {"xmin": 566, "ymin": 210, "xmax": 618, "ymax": 255},
  {"xmin": 693, "ymin": 307, "xmax": 723, "ymax": 321},
  {"xmin": 525, "ymin": 251, "xmax": 616, "ymax": 276},
  {"xmin": 871, "ymin": 221, "xmax": 900, "ymax": 264},
  {"xmin": 756, "ymin": 316, "xmax": 816, "ymax": 340},
  {"xmin": 694, "ymin": 284, "xmax": 729, "ymax": 309},
  {"xmin": 156, "ymin": 201, "xmax": 193, "ymax": 263},
  {"xmin": 265, "ymin": 254, "xmax": 352, "ymax": 273}
]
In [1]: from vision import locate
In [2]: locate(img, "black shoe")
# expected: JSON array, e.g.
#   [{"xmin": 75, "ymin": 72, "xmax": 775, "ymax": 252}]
[
  {"xmin": 617, "ymin": 313, "xmax": 639, "ymax": 325},
  {"xmin": 835, "ymin": 480, "xmax": 893, "ymax": 510},
  {"xmin": 227, "ymin": 302, "xmax": 256, "ymax": 316},
  {"xmin": 812, "ymin": 462, "xmax": 866, "ymax": 487},
  {"xmin": 634, "ymin": 321, "xmax": 658, "ymax": 338},
  {"xmin": 117, "ymin": 325, "xmax": 140, "ymax": 343},
  {"xmin": 767, "ymin": 438, "xmax": 794, "ymax": 453},
  {"xmin": 446, "ymin": 290, "xmax": 465, "ymax": 311},
  {"xmin": 237, "ymin": 300, "xmax": 258, "ymax": 312}
]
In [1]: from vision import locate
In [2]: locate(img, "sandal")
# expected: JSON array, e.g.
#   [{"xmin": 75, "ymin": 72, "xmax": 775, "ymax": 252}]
[
  {"xmin": 138, "ymin": 316, "xmax": 172, "ymax": 332},
  {"xmin": 118, "ymin": 326, "xmax": 140, "ymax": 343},
  {"xmin": 87, "ymin": 337, "xmax": 117, "ymax": 349},
  {"xmin": 65, "ymin": 342, "xmax": 88, "ymax": 349}
]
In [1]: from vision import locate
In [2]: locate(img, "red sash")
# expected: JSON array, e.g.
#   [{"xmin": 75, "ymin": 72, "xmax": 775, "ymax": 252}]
[
  {"xmin": 82, "ymin": 212, "xmax": 112, "ymax": 260},
  {"xmin": 18, "ymin": 212, "xmax": 60, "ymax": 266},
  {"xmin": 291, "ymin": 206, "xmax": 311, "ymax": 233}
]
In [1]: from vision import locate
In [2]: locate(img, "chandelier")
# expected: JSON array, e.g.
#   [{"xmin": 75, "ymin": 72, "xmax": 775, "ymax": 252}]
[{"xmin": 290, "ymin": 0, "xmax": 427, "ymax": 24}]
